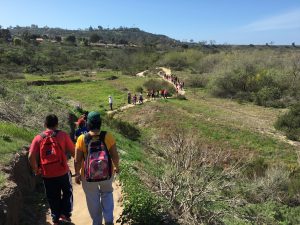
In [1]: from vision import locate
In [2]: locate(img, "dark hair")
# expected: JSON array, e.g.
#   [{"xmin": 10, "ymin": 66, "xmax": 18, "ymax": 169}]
[
  {"xmin": 87, "ymin": 121, "xmax": 101, "ymax": 130},
  {"xmin": 44, "ymin": 114, "xmax": 58, "ymax": 128}
]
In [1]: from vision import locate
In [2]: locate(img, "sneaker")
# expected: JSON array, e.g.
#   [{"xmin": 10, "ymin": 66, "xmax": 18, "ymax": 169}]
[{"xmin": 60, "ymin": 214, "xmax": 71, "ymax": 222}]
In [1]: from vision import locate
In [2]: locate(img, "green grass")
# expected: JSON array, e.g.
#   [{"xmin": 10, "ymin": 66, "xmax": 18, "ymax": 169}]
[
  {"xmin": 0, "ymin": 122, "xmax": 35, "ymax": 163},
  {"xmin": 0, "ymin": 122, "xmax": 35, "ymax": 188},
  {"xmin": 42, "ymin": 73, "xmax": 152, "ymax": 111},
  {"xmin": 115, "ymin": 98, "xmax": 298, "ymax": 166}
]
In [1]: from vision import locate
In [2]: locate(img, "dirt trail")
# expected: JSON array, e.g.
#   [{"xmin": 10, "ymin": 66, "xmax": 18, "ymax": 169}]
[{"xmin": 43, "ymin": 162, "xmax": 123, "ymax": 225}]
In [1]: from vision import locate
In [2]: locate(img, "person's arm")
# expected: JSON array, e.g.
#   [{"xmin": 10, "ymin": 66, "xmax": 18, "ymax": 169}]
[
  {"xmin": 65, "ymin": 133, "xmax": 75, "ymax": 158},
  {"xmin": 74, "ymin": 147, "xmax": 84, "ymax": 184},
  {"xmin": 28, "ymin": 136, "xmax": 41, "ymax": 175},
  {"xmin": 109, "ymin": 144, "xmax": 120, "ymax": 173}
]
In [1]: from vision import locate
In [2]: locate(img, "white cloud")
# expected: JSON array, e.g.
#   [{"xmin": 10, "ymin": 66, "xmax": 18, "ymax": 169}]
[{"xmin": 243, "ymin": 9, "xmax": 300, "ymax": 31}]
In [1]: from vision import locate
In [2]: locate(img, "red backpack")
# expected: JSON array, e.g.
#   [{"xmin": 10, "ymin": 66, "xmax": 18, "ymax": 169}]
[
  {"xmin": 84, "ymin": 131, "xmax": 112, "ymax": 182},
  {"xmin": 39, "ymin": 131, "xmax": 67, "ymax": 177}
]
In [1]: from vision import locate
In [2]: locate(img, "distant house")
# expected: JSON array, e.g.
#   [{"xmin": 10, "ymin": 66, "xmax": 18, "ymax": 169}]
[{"xmin": 36, "ymin": 38, "xmax": 44, "ymax": 42}]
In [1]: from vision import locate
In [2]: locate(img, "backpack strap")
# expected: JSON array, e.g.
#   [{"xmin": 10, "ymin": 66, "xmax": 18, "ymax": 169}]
[
  {"xmin": 40, "ymin": 130, "xmax": 60, "ymax": 139},
  {"xmin": 99, "ymin": 131, "xmax": 107, "ymax": 143}
]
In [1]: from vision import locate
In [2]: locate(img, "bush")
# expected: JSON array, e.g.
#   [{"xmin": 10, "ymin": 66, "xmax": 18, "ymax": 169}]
[
  {"xmin": 255, "ymin": 86, "xmax": 282, "ymax": 107},
  {"xmin": 118, "ymin": 163, "xmax": 168, "ymax": 225},
  {"xmin": 105, "ymin": 117, "xmax": 141, "ymax": 141},
  {"xmin": 143, "ymin": 79, "xmax": 175, "ymax": 94},
  {"xmin": 275, "ymin": 103, "xmax": 300, "ymax": 141},
  {"xmin": 186, "ymin": 74, "xmax": 209, "ymax": 88}
]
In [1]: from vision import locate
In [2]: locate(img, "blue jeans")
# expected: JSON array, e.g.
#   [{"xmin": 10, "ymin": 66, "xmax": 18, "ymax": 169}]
[{"xmin": 82, "ymin": 177, "xmax": 114, "ymax": 225}]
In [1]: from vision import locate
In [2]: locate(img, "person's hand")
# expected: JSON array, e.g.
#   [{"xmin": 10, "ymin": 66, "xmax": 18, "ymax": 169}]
[
  {"xmin": 114, "ymin": 167, "xmax": 120, "ymax": 174},
  {"xmin": 75, "ymin": 174, "xmax": 81, "ymax": 184},
  {"xmin": 34, "ymin": 168, "xmax": 42, "ymax": 176}
]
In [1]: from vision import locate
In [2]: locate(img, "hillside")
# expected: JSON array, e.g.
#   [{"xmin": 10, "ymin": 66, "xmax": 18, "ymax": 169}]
[{"xmin": 7, "ymin": 25, "xmax": 179, "ymax": 47}]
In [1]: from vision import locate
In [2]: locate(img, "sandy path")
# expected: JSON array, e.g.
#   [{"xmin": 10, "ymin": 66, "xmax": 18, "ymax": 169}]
[{"xmin": 43, "ymin": 162, "xmax": 123, "ymax": 225}]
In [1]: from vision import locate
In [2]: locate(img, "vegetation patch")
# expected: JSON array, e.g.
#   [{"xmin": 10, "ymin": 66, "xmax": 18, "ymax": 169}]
[{"xmin": 275, "ymin": 103, "xmax": 300, "ymax": 141}]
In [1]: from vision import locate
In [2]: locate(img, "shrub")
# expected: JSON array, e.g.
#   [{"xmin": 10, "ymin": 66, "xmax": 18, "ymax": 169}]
[
  {"xmin": 135, "ymin": 86, "xmax": 143, "ymax": 93},
  {"xmin": 275, "ymin": 103, "xmax": 300, "ymax": 141},
  {"xmin": 143, "ymin": 79, "xmax": 175, "ymax": 94},
  {"xmin": 186, "ymin": 74, "xmax": 209, "ymax": 88},
  {"xmin": 255, "ymin": 87, "xmax": 282, "ymax": 107},
  {"xmin": 105, "ymin": 117, "xmax": 141, "ymax": 141}
]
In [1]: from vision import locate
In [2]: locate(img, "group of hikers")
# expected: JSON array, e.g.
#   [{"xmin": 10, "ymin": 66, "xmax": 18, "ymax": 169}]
[
  {"xmin": 28, "ymin": 112, "xmax": 119, "ymax": 225},
  {"xmin": 127, "ymin": 92, "xmax": 144, "ymax": 105},
  {"xmin": 161, "ymin": 72, "xmax": 184, "ymax": 94}
]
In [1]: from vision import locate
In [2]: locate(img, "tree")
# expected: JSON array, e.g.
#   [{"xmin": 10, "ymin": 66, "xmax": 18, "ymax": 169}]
[
  {"xmin": 54, "ymin": 36, "xmax": 62, "ymax": 42},
  {"xmin": 97, "ymin": 25, "xmax": 103, "ymax": 30},
  {"xmin": 89, "ymin": 33, "xmax": 100, "ymax": 43},
  {"xmin": 21, "ymin": 30, "xmax": 31, "ymax": 42},
  {"xmin": 13, "ymin": 38, "xmax": 22, "ymax": 46},
  {"xmin": 0, "ymin": 29, "xmax": 11, "ymax": 42},
  {"xmin": 209, "ymin": 40, "xmax": 216, "ymax": 45},
  {"xmin": 65, "ymin": 35, "xmax": 76, "ymax": 44}
]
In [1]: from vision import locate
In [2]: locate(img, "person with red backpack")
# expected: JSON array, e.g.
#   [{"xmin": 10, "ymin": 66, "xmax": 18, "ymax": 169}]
[
  {"xmin": 28, "ymin": 114, "xmax": 75, "ymax": 225},
  {"xmin": 74, "ymin": 111, "xmax": 119, "ymax": 225}
]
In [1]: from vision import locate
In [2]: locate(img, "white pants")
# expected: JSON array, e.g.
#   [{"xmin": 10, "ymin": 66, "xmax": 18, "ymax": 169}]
[{"xmin": 82, "ymin": 177, "xmax": 114, "ymax": 225}]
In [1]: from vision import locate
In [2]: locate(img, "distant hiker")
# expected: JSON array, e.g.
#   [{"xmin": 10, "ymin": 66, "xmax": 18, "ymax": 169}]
[
  {"xmin": 74, "ymin": 118, "xmax": 88, "ymax": 142},
  {"xmin": 160, "ymin": 89, "xmax": 164, "ymax": 98},
  {"xmin": 108, "ymin": 96, "xmax": 113, "ymax": 111},
  {"xmin": 133, "ymin": 94, "xmax": 137, "ymax": 105},
  {"xmin": 146, "ymin": 90, "xmax": 151, "ymax": 100},
  {"xmin": 127, "ymin": 92, "xmax": 131, "ymax": 104},
  {"xmin": 164, "ymin": 89, "xmax": 168, "ymax": 99},
  {"xmin": 28, "ymin": 114, "xmax": 75, "ymax": 225},
  {"xmin": 74, "ymin": 111, "xmax": 120, "ymax": 225},
  {"xmin": 139, "ymin": 93, "xmax": 143, "ymax": 104},
  {"xmin": 151, "ymin": 89, "xmax": 155, "ymax": 99}
]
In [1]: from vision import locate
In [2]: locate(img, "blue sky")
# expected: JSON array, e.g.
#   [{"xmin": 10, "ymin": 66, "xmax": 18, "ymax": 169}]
[{"xmin": 1, "ymin": 0, "xmax": 300, "ymax": 44}]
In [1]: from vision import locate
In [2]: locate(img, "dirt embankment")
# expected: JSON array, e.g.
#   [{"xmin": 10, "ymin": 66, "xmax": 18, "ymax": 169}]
[{"xmin": 0, "ymin": 147, "xmax": 43, "ymax": 225}]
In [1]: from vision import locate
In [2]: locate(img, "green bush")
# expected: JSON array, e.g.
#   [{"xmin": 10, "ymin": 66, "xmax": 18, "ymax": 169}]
[
  {"xmin": 255, "ymin": 86, "xmax": 282, "ymax": 107},
  {"xmin": 105, "ymin": 117, "xmax": 141, "ymax": 141},
  {"xmin": 186, "ymin": 74, "xmax": 209, "ymax": 88},
  {"xmin": 143, "ymin": 79, "xmax": 175, "ymax": 94},
  {"xmin": 275, "ymin": 103, "xmax": 300, "ymax": 141},
  {"xmin": 118, "ymin": 164, "xmax": 169, "ymax": 225}
]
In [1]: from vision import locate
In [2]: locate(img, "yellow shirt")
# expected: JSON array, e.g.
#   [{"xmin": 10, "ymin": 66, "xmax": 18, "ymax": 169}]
[{"xmin": 75, "ymin": 131, "xmax": 116, "ymax": 176}]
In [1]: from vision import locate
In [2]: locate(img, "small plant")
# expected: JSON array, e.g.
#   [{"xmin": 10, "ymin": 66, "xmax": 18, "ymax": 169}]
[
  {"xmin": 275, "ymin": 103, "xmax": 300, "ymax": 141},
  {"xmin": 1, "ymin": 134, "xmax": 12, "ymax": 142}
]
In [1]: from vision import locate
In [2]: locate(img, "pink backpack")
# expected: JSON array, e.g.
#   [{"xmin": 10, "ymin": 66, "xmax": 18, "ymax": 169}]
[{"xmin": 84, "ymin": 131, "xmax": 112, "ymax": 182}]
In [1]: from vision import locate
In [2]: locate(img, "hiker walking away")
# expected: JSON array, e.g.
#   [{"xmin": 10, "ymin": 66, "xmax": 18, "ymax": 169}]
[
  {"xmin": 74, "ymin": 111, "xmax": 120, "ymax": 225},
  {"xmin": 74, "ymin": 118, "xmax": 88, "ymax": 142},
  {"xmin": 28, "ymin": 114, "xmax": 75, "ymax": 225},
  {"xmin": 127, "ymin": 92, "xmax": 131, "ymax": 104},
  {"xmin": 139, "ymin": 93, "xmax": 143, "ymax": 104},
  {"xmin": 108, "ymin": 96, "xmax": 113, "ymax": 111},
  {"xmin": 164, "ymin": 89, "xmax": 168, "ymax": 99},
  {"xmin": 133, "ymin": 94, "xmax": 137, "ymax": 105}
]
